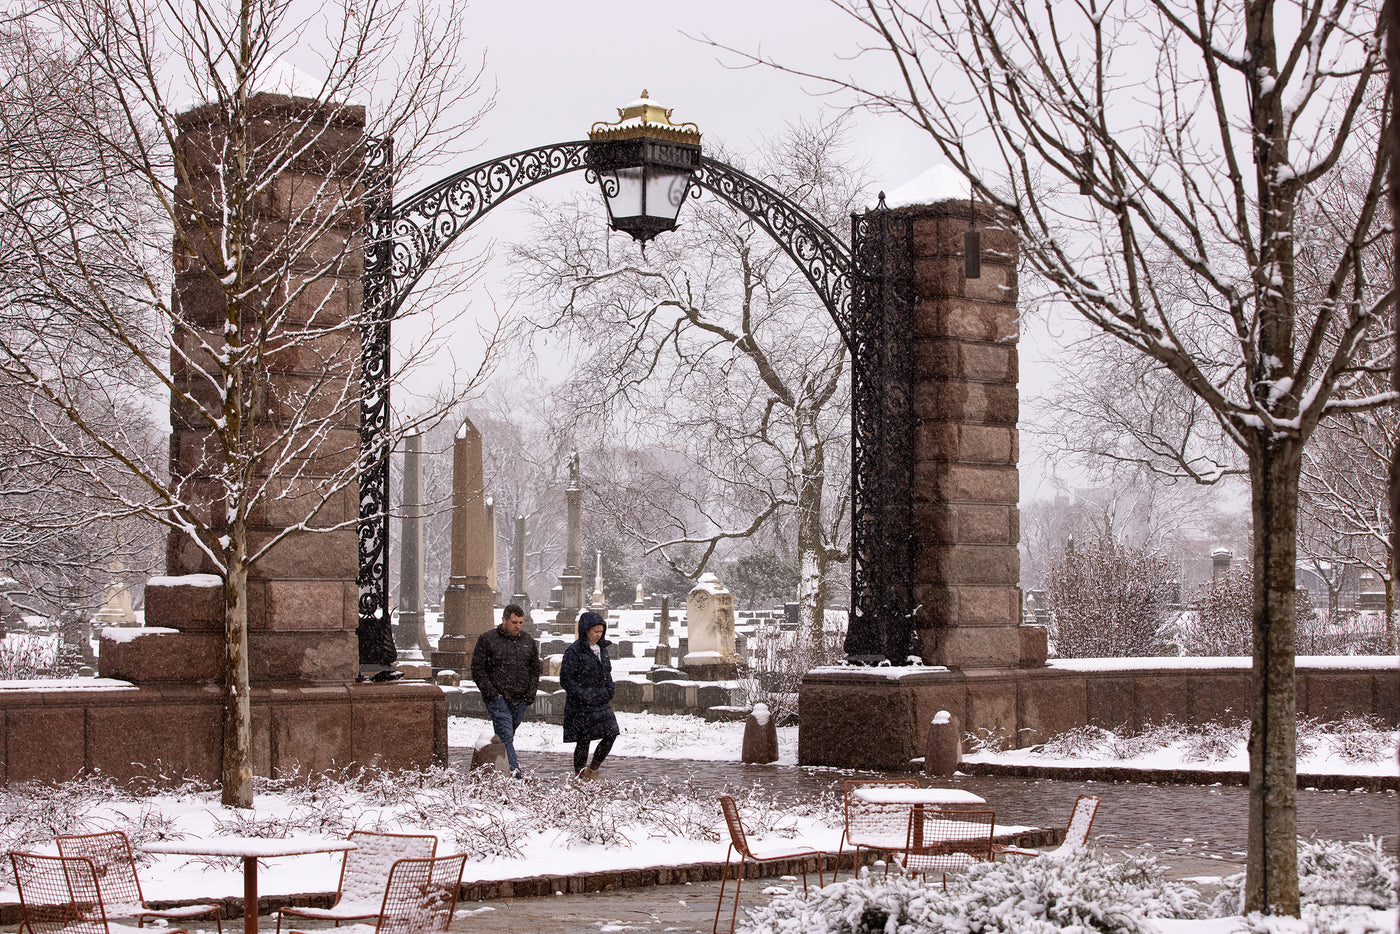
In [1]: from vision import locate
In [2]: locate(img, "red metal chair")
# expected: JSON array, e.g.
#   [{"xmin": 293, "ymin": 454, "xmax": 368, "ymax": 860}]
[
  {"xmin": 994, "ymin": 794, "xmax": 1100, "ymax": 859},
  {"xmin": 893, "ymin": 807, "xmax": 996, "ymax": 887},
  {"xmin": 285, "ymin": 854, "xmax": 466, "ymax": 934},
  {"xmin": 274, "ymin": 831, "xmax": 436, "ymax": 933},
  {"xmin": 832, "ymin": 778, "xmax": 921, "ymax": 881},
  {"xmin": 714, "ymin": 795, "xmax": 825, "ymax": 934},
  {"xmin": 11, "ymin": 851, "xmax": 185, "ymax": 934},
  {"xmin": 57, "ymin": 831, "xmax": 221, "ymax": 933}
]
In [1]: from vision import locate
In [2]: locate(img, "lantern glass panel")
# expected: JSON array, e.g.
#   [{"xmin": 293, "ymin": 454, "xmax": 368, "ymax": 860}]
[
  {"xmin": 645, "ymin": 169, "xmax": 690, "ymax": 222},
  {"xmin": 606, "ymin": 166, "xmax": 645, "ymax": 220}
]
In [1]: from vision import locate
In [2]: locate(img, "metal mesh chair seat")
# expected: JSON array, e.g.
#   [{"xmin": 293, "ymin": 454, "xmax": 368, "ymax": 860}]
[
  {"xmin": 11, "ymin": 852, "xmax": 187, "ymax": 934},
  {"xmin": 53, "ymin": 834, "xmax": 219, "ymax": 934},
  {"xmin": 286, "ymin": 854, "xmax": 465, "ymax": 934},
  {"xmin": 994, "ymin": 794, "xmax": 1100, "ymax": 859},
  {"xmin": 894, "ymin": 807, "xmax": 995, "ymax": 888},
  {"xmin": 276, "ymin": 831, "xmax": 436, "ymax": 932}
]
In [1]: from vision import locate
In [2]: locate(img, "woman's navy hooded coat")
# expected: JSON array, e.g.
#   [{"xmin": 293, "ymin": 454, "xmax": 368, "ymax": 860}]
[{"xmin": 560, "ymin": 613, "xmax": 620, "ymax": 743}]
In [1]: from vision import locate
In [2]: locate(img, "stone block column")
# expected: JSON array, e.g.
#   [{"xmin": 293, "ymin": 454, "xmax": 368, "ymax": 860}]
[
  {"xmin": 904, "ymin": 201, "xmax": 1045, "ymax": 668},
  {"xmin": 146, "ymin": 94, "xmax": 367, "ymax": 683},
  {"xmin": 433, "ymin": 418, "xmax": 495, "ymax": 671}
]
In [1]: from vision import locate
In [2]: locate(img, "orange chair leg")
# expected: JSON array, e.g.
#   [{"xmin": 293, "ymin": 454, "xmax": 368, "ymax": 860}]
[{"xmin": 715, "ymin": 846, "xmax": 748, "ymax": 934}]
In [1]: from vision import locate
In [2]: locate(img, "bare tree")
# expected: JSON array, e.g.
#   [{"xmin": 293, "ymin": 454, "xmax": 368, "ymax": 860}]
[
  {"xmin": 0, "ymin": 0, "xmax": 493, "ymax": 806},
  {"xmin": 1300, "ymin": 402, "xmax": 1396, "ymax": 645},
  {"xmin": 0, "ymin": 22, "xmax": 167, "ymax": 619},
  {"xmin": 720, "ymin": 0, "xmax": 1391, "ymax": 911},
  {"xmin": 509, "ymin": 120, "xmax": 864, "ymax": 642},
  {"xmin": 1043, "ymin": 536, "xmax": 1176, "ymax": 658}
]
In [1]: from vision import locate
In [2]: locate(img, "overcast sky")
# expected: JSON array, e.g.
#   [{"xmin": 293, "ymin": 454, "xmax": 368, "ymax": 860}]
[{"xmin": 374, "ymin": 0, "xmax": 1075, "ymax": 497}]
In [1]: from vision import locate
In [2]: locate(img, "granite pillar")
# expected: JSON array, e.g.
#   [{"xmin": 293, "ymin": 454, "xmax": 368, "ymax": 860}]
[
  {"xmin": 395, "ymin": 430, "xmax": 429, "ymax": 659},
  {"xmin": 433, "ymin": 419, "xmax": 495, "ymax": 672},
  {"xmin": 905, "ymin": 200, "xmax": 1045, "ymax": 668},
  {"xmin": 554, "ymin": 451, "xmax": 584, "ymax": 630},
  {"xmin": 510, "ymin": 514, "xmax": 532, "ymax": 623}
]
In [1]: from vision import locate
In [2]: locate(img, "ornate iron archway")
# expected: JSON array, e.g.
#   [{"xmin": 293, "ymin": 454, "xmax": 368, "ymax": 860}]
[{"xmin": 357, "ymin": 136, "xmax": 917, "ymax": 669}]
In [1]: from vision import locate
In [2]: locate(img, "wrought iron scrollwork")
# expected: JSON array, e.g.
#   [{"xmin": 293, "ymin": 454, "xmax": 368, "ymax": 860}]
[
  {"xmin": 693, "ymin": 158, "xmax": 855, "ymax": 350},
  {"xmin": 378, "ymin": 141, "xmax": 591, "ymax": 316},
  {"xmin": 359, "ymin": 139, "xmax": 916, "ymax": 668},
  {"xmin": 844, "ymin": 203, "xmax": 918, "ymax": 664},
  {"xmin": 358, "ymin": 135, "xmax": 397, "ymax": 666},
  {"xmin": 358, "ymin": 141, "xmax": 593, "ymax": 644}
]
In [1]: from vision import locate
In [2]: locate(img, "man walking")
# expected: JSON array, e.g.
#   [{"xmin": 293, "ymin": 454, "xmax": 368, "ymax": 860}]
[{"xmin": 470, "ymin": 603, "xmax": 540, "ymax": 779}]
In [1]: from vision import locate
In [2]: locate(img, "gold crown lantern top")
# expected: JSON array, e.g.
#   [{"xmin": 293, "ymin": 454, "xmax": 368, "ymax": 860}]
[{"xmin": 589, "ymin": 90, "xmax": 702, "ymax": 145}]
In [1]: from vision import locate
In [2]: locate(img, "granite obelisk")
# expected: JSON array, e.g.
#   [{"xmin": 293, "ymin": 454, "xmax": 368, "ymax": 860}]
[{"xmin": 433, "ymin": 419, "xmax": 494, "ymax": 671}]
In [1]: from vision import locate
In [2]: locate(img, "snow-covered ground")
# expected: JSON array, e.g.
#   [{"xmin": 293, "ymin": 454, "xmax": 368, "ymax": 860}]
[
  {"xmin": 962, "ymin": 719, "xmax": 1400, "ymax": 780},
  {"xmin": 449, "ymin": 711, "xmax": 802, "ymax": 764},
  {"xmin": 0, "ymin": 706, "xmax": 1393, "ymax": 933}
]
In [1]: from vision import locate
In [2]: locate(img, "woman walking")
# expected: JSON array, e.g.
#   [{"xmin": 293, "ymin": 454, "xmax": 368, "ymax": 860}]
[{"xmin": 560, "ymin": 611, "xmax": 620, "ymax": 779}]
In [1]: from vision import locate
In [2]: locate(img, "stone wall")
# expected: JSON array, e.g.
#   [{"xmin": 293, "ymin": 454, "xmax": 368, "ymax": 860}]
[
  {"xmin": 0, "ymin": 680, "xmax": 446, "ymax": 784},
  {"xmin": 445, "ymin": 675, "xmax": 745, "ymax": 723},
  {"xmin": 798, "ymin": 658, "xmax": 1399, "ymax": 770}
]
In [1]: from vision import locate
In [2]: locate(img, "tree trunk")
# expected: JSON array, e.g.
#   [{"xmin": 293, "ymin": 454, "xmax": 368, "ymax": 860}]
[
  {"xmin": 1244, "ymin": 439, "xmax": 1301, "ymax": 915},
  {"xmin": 795, "ymin": 438, "xmax": 827, "ymax": 645},
  {"xmin": 221, "ymin": 538, "xmax": 253, "ymax": 808},
  {"xmin": 1383, "ymin": 570, "xmax": 1395, "ymax": 652}
]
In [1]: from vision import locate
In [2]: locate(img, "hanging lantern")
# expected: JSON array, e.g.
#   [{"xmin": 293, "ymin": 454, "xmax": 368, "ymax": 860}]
[{"xmin": 586, "ymin": 90, "xmax": 702, "ymax": 244}]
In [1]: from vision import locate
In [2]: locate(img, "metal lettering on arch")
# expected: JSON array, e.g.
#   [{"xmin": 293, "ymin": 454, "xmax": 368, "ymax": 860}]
[{"xmin": 358, "ymin": 140, "xmax": 919, "ymax": 666}]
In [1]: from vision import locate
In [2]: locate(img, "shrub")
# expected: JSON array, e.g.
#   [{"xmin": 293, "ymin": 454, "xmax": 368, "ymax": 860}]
[
  {"xmin": 738, "ymin": 851, "xmax": 1206, "ymax": 934},
  {"xmin": 1044, "ymin": 540, "xmax": 1177, "ymax": 658},
  {"xmin": 1212, "ymin": 837, "xmax": 1398, "ymax": 916}
]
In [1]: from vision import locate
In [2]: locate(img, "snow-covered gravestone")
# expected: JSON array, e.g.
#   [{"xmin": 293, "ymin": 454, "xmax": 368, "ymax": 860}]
[{"xmin": 682, "ymin": 573, "xmax": 740, "ymax": 680}]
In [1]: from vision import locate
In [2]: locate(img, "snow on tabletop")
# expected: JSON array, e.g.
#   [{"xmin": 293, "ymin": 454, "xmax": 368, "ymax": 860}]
[
  {"xmin": 143, "ymin": 837, "xmax": 355, "ymax": 858},
  {"xmin": 881, "ymin": 163, "xmax": 971, "ymax": 208},
  {"xmin": 101, "ymin": 626, "xmax": 180, "ymax": 643},
  {"xmin": 147, "ymin": 573, "xmax": 222, "ymax": 588},
  {"xmin": 682, "ymin": 650, "xmax": 724, "ymax": 660}
]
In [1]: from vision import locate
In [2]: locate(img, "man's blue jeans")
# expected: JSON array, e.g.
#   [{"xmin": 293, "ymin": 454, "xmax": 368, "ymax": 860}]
[{"xmin": 484, "ymin": 697, "xmax": 529, "ymax": 771}]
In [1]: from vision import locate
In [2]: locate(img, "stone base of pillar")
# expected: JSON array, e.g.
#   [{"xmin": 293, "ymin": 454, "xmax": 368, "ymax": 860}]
[
  {"xmin": 99, "ymin": 629, "xmax": 358, "ymax": 682},
  {"xmin": 395, "ymin": 610, "xmax": 430, "ymax": 659},
  {"xmin": 680, "ymin": 656, "xmax": 740, "ymax": 682},
  {"xmin": 430, "ymin": 650, "xmax": 470, "ymax": 673},
  {"xmin": 920, "ymin": 624, "xmax": 1048, "ymax": 668}
]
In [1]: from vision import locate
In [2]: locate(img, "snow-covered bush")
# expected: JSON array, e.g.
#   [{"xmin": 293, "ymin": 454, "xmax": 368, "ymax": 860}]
[
  {"xmin": 1043, "ymin": 539, "xmax": 1177, "ymax": 658},
  {"xmin": 1104, "ymin": 719, "xmax": 1187, "ymax": 760},
  {"xmin": 1239, "ymin": 904, "xmax": 1397, "ymax": 934},
  {"xmin": 739, "ymin": 850, "xmax": 1206, "ymax": 934},
  {"xmin": 1212, "ymin": 837, "xmax": 1398, "ymax": 916},
  {"xmin": 1181, "ymin": 720, "xmax": 1248, "ymax": 763},
  {"xmin": 0, "ymin": 632, "xmax": 82, "ymax": 679},
  {"xmin": 1039, "ymin": 724, "xmax": 1109, "ymax": 758},
  {"xmin": 1324, "ymin": 716, "xmax": 1394, "ymax": 764}
]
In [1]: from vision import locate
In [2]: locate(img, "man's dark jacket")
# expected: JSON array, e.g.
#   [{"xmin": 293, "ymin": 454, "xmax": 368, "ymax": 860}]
[{"xmin": 470, "ymin": 626, "xmax": 541, "ymax": 704}]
